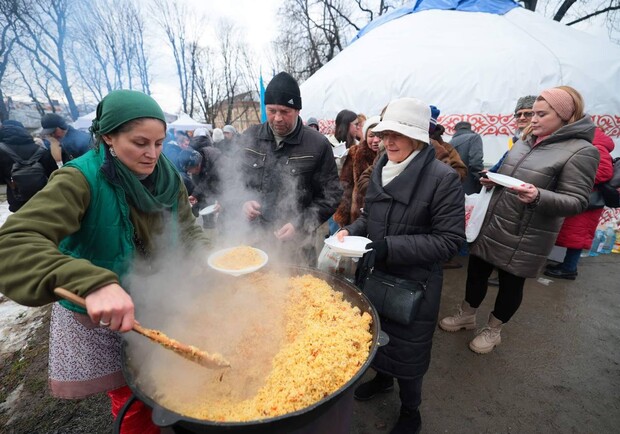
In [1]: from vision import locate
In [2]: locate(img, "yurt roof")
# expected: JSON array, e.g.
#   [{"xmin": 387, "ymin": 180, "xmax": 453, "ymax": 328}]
[{"xmin": 299, "ymin": 0, "xmax": 620, "ymax": 163}]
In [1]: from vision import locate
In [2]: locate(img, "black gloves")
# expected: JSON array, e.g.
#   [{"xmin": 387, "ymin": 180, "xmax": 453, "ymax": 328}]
[{"xmin": 366, "ymin": 239, "xmax": 388, "ymax": 261}]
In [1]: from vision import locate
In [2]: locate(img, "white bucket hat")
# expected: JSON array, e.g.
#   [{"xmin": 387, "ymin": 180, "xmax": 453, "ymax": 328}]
[{"xmin": 372, "ymin": 98, "xmax": 430, "ymax": 144}]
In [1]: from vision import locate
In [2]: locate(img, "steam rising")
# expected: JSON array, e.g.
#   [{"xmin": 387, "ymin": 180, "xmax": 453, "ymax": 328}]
[
  {"xmin": 122, "ymin": 128, "xmax": 339, "ymax": 407},
  {"xmin": 125, "ymin": 249, "xmax": 291, "ymax": 405}
]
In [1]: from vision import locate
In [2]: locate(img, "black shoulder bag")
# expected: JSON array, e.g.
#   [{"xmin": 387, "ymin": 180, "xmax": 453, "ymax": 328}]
[{"xmin": 355, "ymin": 249, "xmax": 429, "ymax": 326}]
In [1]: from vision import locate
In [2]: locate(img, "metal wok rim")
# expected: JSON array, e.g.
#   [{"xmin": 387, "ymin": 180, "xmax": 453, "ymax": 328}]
[{"xmin": 122, "ymin": 265, "xmax": 380, "ymax": 428}]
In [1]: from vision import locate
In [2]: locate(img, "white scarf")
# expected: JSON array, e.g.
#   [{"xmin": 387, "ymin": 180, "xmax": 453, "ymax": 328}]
[{"xmin": 382, "ymin": 150, "xmax": 419, "ymax": 187}]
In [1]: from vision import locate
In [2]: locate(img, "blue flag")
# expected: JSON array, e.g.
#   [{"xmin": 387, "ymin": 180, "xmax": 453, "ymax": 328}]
[{"xmin": 259, "ymin": 72, "xmax": 267, "ymax": 123}]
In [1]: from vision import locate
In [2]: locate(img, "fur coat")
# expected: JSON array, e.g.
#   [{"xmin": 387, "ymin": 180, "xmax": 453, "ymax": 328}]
[{"xmin": 333, "ymin": 141, "xmax": 378, "ymax": 226}]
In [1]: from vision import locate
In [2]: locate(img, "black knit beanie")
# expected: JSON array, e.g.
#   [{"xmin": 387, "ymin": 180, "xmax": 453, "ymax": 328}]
[{"xmin": 264, "ymin": 72, "xmax": 302, "ymax": 110}]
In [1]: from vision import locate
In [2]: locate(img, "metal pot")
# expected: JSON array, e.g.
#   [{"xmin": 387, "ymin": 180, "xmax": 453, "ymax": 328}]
[{"xmin": 118, "ymin": 266, "xmax": 381, "ymax": 434}]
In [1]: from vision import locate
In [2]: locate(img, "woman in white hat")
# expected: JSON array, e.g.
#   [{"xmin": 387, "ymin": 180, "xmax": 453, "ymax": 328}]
[{"xmin": 336, "ymin": 97, "xmax": 465, "ymax": 434}]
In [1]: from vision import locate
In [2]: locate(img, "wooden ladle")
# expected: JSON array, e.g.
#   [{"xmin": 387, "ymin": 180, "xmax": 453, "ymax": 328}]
[{"xmin": 54, "ymin": 288, "xmax": 230, "ymax": 369}]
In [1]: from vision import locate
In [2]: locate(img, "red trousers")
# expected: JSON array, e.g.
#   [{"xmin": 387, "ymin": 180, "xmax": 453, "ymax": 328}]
[{"xmin": 108, "ymin": 386, "xmax": 160, "ymax": 434}]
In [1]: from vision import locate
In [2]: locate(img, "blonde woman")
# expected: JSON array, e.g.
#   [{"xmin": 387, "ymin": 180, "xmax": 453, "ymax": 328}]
[{"xmin": 440, "ymin": 86, "xmax": 600, "ymax": 354}]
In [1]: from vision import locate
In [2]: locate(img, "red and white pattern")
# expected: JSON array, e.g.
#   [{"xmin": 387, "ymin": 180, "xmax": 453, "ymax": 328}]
[
  {"xmin": 591, "ymin": 115, "xmax": 620, "ymax": 138},
  {"xmin": 313, "ymin": 114, "xmax": 620, "ymax": 138}
]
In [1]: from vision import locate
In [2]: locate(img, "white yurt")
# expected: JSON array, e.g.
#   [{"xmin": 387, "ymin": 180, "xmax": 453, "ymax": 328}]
[{"xmin": 299, "ymin": 0, "xmax": 620, "ymax": 164}]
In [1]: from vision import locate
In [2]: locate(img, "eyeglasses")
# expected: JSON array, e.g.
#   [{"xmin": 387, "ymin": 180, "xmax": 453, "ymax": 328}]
[{"xmin": 514, "ymin": 111, "xmax": 534, "ymax": 119}]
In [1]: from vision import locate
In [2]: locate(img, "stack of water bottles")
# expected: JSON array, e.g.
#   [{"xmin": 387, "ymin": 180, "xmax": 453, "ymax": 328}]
[{"xmin": 588, "ymin": 220, "xmax": 619, "ymax": 256}]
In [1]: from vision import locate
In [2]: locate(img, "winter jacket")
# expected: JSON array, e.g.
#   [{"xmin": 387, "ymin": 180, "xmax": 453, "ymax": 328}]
[
  {"xmin": 431, "ymin": 138, "xmax": 468, "ymax": 181},
  {"xmin": 449, "ymin": 128, "xmax": 484, "ymax": 194},
  {"xmin": 0, "ymin": 148, "xmax": 206, "ymax": 307},
  {"xmin": 555, "ymin": 128, "xmax": 615, "ymax": 250},
  {"xmin": 0, "ymin": 124, "xmax": 57, "ymax": 212},
  {"xmin": 237, "ymin": 118, "xmax": 342, "ymax": 235},
  {"xmin": 62, "ymin": 126, "xmax": 92, "ymax": 161},
  {"xmin": 345, "ymin": 145, "xmax": 465, "ymax": 379},
  {"xmin": 470, "ymin": 116, "xmax": 600, "ymax": 278},
  {"xmin": 333, "ymin": 141, "xmax": 377, "ymax": 227}
]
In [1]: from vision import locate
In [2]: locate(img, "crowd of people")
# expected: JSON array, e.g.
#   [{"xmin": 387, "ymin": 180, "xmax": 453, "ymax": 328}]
[{"xmin": 0, "ymin": 72, "xmax": 615, "ymax": 434}]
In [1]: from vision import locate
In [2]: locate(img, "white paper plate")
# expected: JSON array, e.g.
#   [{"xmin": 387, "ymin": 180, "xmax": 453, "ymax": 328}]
[
  {"xmin": 207, "ymin": 246, "xmax": 268, "ymax": 277},
  {"xmin": 324, "ymin": 235, "xmax": 372, "ymax": 258},
  {"xmin": 199, "ymin": 204, "xmax": 218, "ymax": 215},
  {"xmin": 486, "ymin": 172, "xmax": 525, "ymax": 189}
]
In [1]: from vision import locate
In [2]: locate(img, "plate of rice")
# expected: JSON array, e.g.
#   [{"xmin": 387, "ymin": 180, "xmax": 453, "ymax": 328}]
[{"xmin": 207, "ymin": 245, "xmax": 268, "ymax": 276}]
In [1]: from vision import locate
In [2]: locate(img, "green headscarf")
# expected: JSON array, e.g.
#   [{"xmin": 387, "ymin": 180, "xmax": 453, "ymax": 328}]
[
  {"xmin": 90, "ymin": 89, "xmax": 166, "ymax": 135},
  {"xmin": 91, "ymin": 90, "xmax": 180, "ymax": 213}
]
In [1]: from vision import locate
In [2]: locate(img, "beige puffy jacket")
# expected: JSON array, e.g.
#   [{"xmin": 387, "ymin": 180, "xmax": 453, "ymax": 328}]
[{"xmin": 470, "ymin": 116, "xmax": 600, "ymax": 278}]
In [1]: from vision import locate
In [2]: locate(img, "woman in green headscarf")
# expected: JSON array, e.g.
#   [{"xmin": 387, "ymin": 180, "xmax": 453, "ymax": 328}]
[{"xmin": 0, "ymin": 90, "xmax": 207, "ymax": 433}]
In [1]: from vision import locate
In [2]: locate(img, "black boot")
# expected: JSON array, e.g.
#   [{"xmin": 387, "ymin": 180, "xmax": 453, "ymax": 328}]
[
  {"xmin": 354, "ymin": 373, "xmax": 394, "ymax": 401},
  {"xmin": 390, "ymin": 408, "xmax": 421, "ymax": 434}
]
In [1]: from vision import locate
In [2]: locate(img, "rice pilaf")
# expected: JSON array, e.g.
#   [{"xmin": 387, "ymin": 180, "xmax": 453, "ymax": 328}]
[{"xmin": 161, "ymin": 273, "xmax": 372, "ymax": 421}]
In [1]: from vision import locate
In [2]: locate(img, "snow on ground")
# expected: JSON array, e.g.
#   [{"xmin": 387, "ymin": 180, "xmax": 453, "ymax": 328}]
[
  {"xmin": 0, "ymin": 201, "xmax": 48, "ymax": 357},
  {"xmin": 0, "ymin": 200, "xmax": 9, "ymax": 227}
]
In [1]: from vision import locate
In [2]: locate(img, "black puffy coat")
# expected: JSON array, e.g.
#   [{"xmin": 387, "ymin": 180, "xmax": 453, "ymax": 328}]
[{"xmin": 346, "ymin": 145, "xmax": 465, "ymax": 379}]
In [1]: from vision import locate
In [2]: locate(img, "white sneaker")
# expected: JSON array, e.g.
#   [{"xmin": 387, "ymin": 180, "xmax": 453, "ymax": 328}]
[
  {"xmin": 469, "ymin": 325, "xmax": 502, "ymax": 354},
  {"xmin": 439, "ymin": 303, "xmax": 476, "ymax": 332}
]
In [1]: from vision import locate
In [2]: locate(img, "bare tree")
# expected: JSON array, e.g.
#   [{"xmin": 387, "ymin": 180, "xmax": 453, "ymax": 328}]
[
  {"xmin": 216, "ymin": 20, "xmax": 255, "ymax": 125},
  {"xmin": 519, "ymin": 0, "xmax": 620, "ymax": 28},
  {"xmin": 273, "ymin": 0, "xmax": 405, "ymax": 80},
  {"xmin": 194, "ymin": 46, "xmax": 223, "ymax": 124},
  {"xmin": 0, "ymin": 0, "xmax": 17, "ymax": 121},
  {"xmin": 11, "ymin": 0, "xmax": 80, "ymax": 119},
  {"xmin": 71, "ymin": 0, "xmax": 152, "ymax": 102},
  {"xmin": 152, "ymin": 0, "xmax": 203, "ymax": 116}
]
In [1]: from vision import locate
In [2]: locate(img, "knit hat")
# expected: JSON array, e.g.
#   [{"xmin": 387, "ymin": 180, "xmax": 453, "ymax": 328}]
[
  {"xmin": 90, "ymin": 90, "xmax": 166, "ymax": 136},
  {"xmin": 514, "ymin": 95, "xmax": 537, "ymax": 112},
  {"xmin": 222, "ymin": 125, "xmax": 237, "ymax": 135},
  {"xmin": 539, "ymin": 88, "xmax": 575, "ymax": 121},
  {"xmin": 193, "ymin": 127, "xmax": 208, "ymax": 137},
  {"xmin": 264, "ymin": 72, "xmax": 302, "ymax": 110},
  {"xmin": 212, "ymin": 128, "xmax": 224, "ymax": 143},
  {"xmin": 429, "ymin": 105, "xmax": 440, "ymax": 133},
  {"xmin": 373, "ymin": 98, "xmax": 430, "ymax": 144},
  {"xmin": 306, "ymin": 117, "xmax": 319, "ymax": 127},
  {"xmin": 362, "ymin": 115, "xmax": 381, "ymax": 141},
  {"xmin": 41, "ymin": 113, "xmax": 69, "ymax": 135}
]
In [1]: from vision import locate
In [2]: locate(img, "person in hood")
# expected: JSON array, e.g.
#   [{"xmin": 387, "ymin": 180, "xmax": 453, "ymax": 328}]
[
  {"xmin": 0, "ymin": 90, "xmax": 209, "ymax": 434},
  {"xmin": 449, "ymin": 120, "xmax": 483, "ymax": 194},
  {"xmin": 232, "ymin": 71, "xmax": 342, "ymax": 267},
  {"xmin": 336, "ymin": 97, "xmax": 465, "ymax": 434},
  {"xmin": 544, "ymin": 127, "xmax": 615, "ymax": 280},
  {"xmin": 0, "ymin": 123, "xmax": 57, "ymax": 211},
  {"xmin": 440, "ymin": 86, "xmax": 600, "ymax": 354}
]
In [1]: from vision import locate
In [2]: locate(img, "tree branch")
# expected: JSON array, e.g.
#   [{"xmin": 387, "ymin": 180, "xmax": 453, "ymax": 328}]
[{"xmin": 565, "ymin": 5, "xmax": 620, "ymax": 25}]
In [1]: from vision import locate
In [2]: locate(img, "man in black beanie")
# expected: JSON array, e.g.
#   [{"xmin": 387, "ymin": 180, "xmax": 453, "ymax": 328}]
[{"xmin": 232, "ymin": 71, "xmax": 342, "ymax": 266}]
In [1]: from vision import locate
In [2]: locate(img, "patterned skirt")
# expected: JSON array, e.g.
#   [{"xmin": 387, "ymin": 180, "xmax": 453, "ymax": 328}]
[{"xmin": 49, "ymin": 303, "xmax": 126, "ymax": 399}]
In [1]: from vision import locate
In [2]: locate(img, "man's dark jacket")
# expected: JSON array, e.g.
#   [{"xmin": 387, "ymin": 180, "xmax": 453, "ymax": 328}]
[{"xmin": 238, "ymin": 118, "xmax": 342, "ymax": 234}]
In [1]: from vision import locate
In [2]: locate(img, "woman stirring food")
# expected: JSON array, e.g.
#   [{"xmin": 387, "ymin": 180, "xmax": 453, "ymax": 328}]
[
  {"xmin": 337, "ymin": 97, "xmax": 465, "ymax": 434},
  {"xmin": 0, "ymin": 90, "xmax": 209, "ymax": 433}
]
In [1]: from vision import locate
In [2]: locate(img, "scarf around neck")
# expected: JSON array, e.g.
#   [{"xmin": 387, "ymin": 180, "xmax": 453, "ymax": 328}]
[
  {"xmin": 382, "ymin": 150, "xmax": 419, "ymax": 187},
  {"xmin": 111, "ymin": 151, "xmax": 180, "ymax": 213}
]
